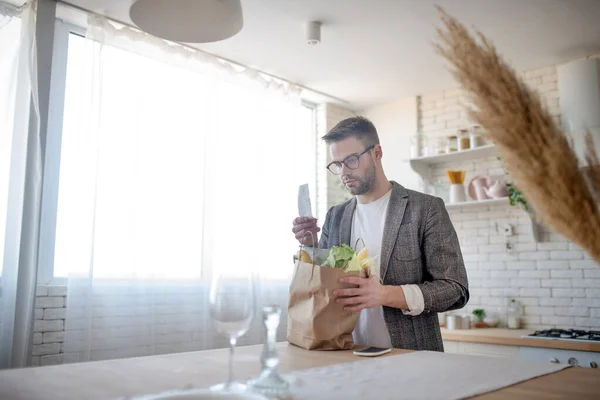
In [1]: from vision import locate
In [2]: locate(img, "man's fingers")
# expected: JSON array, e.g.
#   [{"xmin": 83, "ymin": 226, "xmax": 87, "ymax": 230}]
[
  {"xmin": 292, "ymin": 222, "xmax": 318, "ymax": 234},
  {"xmin": 295, "ymin": 228, "xmax": 320, "ymax": 241},
  {"xmin": 339, "ymin": 277, "xmax": 369, "ymax": 285},
  {"xmin": 293, "ymin": 217, "xmax": 317, "ymax": 225}
]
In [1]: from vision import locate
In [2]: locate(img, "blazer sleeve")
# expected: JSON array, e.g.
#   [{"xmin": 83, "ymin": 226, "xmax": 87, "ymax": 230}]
[
  {"xmin": 317, "ymin": 207, "xmax": 333, "ymax": 249},
  {"xmin": 415, "ymin": 197, "xmax": 469, "ymax": 313}
]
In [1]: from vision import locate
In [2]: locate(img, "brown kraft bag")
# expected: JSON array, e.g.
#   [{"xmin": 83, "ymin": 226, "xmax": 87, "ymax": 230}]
[{"xmin": 287, "ymin": 246, "xmax": 366, "ymax": 350}]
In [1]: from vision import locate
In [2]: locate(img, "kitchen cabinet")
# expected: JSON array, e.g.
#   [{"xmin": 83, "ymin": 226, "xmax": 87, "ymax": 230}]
[
  {"xmin": 443, "ymin": 340, "xmax": 520, "ymax": 359},
  {"xmin": 442, "ymin": 329, "xmax": 600, "ymax": 368}
]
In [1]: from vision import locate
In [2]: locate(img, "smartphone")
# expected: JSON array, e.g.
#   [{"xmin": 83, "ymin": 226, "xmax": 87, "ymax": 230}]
[{"xmin": 353, "ymin": 346, "xmax": 391, "ymax": 357}]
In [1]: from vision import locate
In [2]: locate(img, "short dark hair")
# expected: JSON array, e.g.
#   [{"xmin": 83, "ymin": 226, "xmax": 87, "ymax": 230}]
[{"xmin": 322, "ymin": 116, "xmax": 380, "ymax": 147}]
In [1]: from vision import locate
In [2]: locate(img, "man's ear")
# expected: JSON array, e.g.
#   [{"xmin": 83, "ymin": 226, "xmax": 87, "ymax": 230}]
[{"xmin": 374, "ymin": 144, "xmax": 383, "ymax": 159}]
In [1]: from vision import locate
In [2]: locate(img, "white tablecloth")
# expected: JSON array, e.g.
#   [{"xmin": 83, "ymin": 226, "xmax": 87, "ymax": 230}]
[{"xmin": 285, "ymin": 351, "xmax": 569, "ymax": 400}]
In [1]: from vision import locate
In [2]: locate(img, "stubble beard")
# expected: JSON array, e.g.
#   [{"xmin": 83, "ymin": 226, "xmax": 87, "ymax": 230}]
[{"xmin": 345, "ymin": 164, "xmax": 376, "ymax": 196}]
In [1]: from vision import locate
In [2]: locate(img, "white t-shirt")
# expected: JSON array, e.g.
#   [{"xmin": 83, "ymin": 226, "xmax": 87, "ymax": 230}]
[{"xmin": 350, "ymin": 188, "xmax": 425, "ymax": 348}]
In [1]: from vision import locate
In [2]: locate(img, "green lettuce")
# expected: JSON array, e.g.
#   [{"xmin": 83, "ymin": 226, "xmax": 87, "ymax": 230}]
[{"xmin": 322, "ymin": 244, "xmax": 355, "ymax": 269}]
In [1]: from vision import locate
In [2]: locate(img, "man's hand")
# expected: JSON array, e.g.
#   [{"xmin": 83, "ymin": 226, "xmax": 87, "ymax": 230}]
[
  {"xmin": 333, "ymin": 276, "xmax": 387, "ymax": 312},
  {"xmin": 334, "ymin": 276, "xmax": 408, "ymax": 312},
  {"xmin": 292, "ymin": 217, "xmax": 320, "ymax": 246}
]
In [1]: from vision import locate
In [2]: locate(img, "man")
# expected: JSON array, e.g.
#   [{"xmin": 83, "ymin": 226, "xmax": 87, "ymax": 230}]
[{"xmin": 292, "ymin": 116, "xmax": 468, "ymax": 352}]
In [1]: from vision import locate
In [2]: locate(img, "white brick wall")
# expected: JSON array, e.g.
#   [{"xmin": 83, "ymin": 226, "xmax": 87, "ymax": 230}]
[
  {"xmin": 421, "ymin": 63, "xmax": 600, "ymax": 330},
  {"xmin": 32, "ymin": 286, "xmax": 67, "ymax": 366},
  {"xmin": 32, "ymin": 282, "xmax": 290, "ymax": 365},
  {"xmin": 420, "ymin": 65, "xmax": 561, "ymax": 151}
]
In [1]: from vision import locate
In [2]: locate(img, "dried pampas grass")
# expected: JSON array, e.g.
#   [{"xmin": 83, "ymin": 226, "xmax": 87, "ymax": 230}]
[
  {"xmin": 434, "ymin": 7, "xmax": 600, "ymax": 263},
  {"xmin": 586, "ymin": 132, "xmax": 600, "ymax": 198}
]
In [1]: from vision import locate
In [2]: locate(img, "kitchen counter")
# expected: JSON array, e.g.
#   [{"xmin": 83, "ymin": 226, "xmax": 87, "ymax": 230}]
[
  {"xmin": 0, "ymin": 342, "xmax": 599, "ymax": 400},
  {"xmin": 441, "ymin": 328, "xmax": 600, "ymax": 352}
]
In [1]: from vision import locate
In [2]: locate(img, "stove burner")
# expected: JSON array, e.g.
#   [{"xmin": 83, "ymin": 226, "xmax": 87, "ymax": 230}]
[
  {"xmin": 587, "ymin": 331, "xmax": 600, "ymax": 341},
  {"xmin": 528, "ymin": 329, "xmax": 600, "ymax": 341}
]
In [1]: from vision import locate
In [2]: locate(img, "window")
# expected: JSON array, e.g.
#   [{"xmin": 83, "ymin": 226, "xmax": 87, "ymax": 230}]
[
  {"xmin": 42, "ymin": 26, "xmax": 318, "ymax": 282},
  {"xmin": 0, "ymin": 16, "xmax": 23, "ymax": 277}
]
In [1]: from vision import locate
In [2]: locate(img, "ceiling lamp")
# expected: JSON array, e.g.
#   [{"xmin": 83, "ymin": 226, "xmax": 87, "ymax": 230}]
[
  {"xmin": 306, "ymin": 21, "xmax": 321, "ymax": 45},
  {"xmin": 129, "ymin": 0, "xmax": 243, "ymax": 43}
]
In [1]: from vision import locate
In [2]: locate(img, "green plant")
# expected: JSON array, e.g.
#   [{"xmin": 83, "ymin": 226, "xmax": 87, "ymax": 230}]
[
  {"xmin": 472, "ymin": 308, "xmax": 486, "ymax": 322},
  {"xmin": 507, "ymin": 182, "xmax": 529, "ymax": 212}
]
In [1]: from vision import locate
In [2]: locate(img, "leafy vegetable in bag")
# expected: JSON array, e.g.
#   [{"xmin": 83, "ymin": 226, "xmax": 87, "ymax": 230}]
[
  {"xmin": 322, "ymin": 245, "xmax": 375, "ymax": 274},
  {"xmin": 322, "ymin": 244, "xmax": 355, "ymax": 269}
]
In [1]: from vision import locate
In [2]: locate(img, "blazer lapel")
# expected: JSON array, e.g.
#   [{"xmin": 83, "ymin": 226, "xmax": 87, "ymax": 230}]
[
  {"xmin": 339, "ymin": 197, "xmax": 356, "ymax": 247},
  {"xmin": 380, "ymin": 182, "xmax": 409, "ymax": 280}
]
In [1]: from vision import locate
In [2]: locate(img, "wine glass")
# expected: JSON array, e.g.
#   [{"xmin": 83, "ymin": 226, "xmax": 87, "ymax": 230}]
[
  {"xmin": 209, "ymin": 270, "xmax": 255, "ymax": 392},
  {"xmin": 247, "ymin": 305, "xmax": 291, "ymax": 398}
]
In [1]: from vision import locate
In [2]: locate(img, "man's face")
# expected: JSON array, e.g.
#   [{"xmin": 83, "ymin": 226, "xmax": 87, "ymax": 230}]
[{"xmin": 329, "ymin": 137, "xmax": 376, "ymax": 196}]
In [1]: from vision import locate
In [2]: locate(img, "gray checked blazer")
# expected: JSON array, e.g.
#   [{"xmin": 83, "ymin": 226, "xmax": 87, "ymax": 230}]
[{"xmin": 318, "ymin": 181, "xmax": 469, "ymax": 352}]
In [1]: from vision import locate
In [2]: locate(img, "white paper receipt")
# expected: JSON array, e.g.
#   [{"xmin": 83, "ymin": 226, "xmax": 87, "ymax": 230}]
[{"xmin": 298, "ymin": 184, "xmax": 313, "ymax": 218}]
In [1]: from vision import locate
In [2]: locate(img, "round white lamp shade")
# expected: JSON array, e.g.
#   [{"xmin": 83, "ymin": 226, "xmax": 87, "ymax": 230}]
[{"xmin": 129, "ymin": 0, "xmax": 243, "ymax": 43}]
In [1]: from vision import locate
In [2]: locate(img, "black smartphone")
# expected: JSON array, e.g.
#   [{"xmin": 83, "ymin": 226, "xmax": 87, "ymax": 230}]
[{"xmin": 353, "ymin": 346, "xmax": 392, "ymax": 357}]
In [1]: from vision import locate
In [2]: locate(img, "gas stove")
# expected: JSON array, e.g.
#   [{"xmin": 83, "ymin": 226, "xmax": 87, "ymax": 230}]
[
  {"xmin": 523, "ymin": 329, "xmax": 600, "ymax": 342},
  {"xmin": 520, "ymin": 329, "xmax": 600, "ymax": 368}
]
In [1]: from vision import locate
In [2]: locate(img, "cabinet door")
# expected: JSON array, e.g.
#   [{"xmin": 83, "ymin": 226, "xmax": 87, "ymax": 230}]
[
  {"xmin": 458, "ymin": 342, "xmax": 519, "ymax": 359},
  {"xmin": 443, "ymin": 340, "xmax": 460, "ymax": 354}
]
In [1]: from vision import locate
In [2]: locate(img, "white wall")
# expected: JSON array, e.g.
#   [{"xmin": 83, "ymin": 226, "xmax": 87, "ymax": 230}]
[{"xmin": 361, "ymin": 98, "xmax": 419, "ymax": 191}]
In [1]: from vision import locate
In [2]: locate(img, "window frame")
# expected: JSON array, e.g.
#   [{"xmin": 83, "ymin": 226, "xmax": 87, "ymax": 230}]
[{"xmin": 37, "ymin": 20, "xmax": 84, "ymax": 285}]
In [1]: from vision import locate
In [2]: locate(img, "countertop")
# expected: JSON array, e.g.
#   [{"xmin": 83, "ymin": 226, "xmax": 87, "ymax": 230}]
[
  {"xmin": 0, "ymin": 342, "xmax": 599, "ymax": 400},
  {"xmin": 441, "ymin": 328, "xmax": 600, "ymax": 352}
]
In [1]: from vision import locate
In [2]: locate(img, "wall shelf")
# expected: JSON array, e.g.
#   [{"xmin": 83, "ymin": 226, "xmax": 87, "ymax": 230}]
[
  {"xmin": 408, "ymin": 143, "xmax": 544, "ymax": 242},
  {"xmin": 409, "ymin": 144, "xmax": 498, "ymax": 181},
  {"xmin": 445, "ymin": 197, "xmax": 509, "ymax": 210}
]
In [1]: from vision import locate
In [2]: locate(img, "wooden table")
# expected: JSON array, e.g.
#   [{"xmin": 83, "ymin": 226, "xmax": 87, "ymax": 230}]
[{"xmin": 0, "ymin": 343, "xmax": 599, "ymax": 399}]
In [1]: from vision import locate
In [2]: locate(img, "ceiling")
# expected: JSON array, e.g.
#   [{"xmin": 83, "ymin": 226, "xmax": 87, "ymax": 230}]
[{"xmin": 59, "ymin": 0, "xmax": 600, "ymax": 109}]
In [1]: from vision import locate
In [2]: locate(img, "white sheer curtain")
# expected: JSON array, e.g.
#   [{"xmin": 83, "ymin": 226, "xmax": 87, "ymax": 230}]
[
  {"xmin": 0, "ymin": 0, "xmax": 40, "ymax": 369},
  {"xmin": 59, "ymin": 16, "xmax": 314, "ymax": 362}
]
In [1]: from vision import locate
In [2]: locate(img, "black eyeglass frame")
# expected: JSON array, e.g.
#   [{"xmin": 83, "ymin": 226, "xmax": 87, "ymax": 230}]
[{"xmin": 326, "ymin": 145, "xmax": 375, "ymax": 175}]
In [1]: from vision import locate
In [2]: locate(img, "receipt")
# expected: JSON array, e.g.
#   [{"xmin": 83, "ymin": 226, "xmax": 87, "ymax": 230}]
[{"xmin": 298, "ymin": 184, "xmax": 313, "ymax": 218}]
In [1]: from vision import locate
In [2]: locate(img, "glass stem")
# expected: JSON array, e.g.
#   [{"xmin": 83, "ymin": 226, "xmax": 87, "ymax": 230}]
[{"xmin": 227, "ymin": 336, "xmax": 237, "ymax": 387}]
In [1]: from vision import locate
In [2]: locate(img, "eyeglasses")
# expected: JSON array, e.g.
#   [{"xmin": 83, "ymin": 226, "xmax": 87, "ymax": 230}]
[{"xmin": 326, "ymin": 145, "xmax": 374, "ymax": 175}]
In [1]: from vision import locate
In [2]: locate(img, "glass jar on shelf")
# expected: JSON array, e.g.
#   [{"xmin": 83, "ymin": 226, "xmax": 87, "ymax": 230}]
[
  {"xmin": 457, "ymin": 128, "xmax": 470, "ymax": 151},
  {"xmin": 410, "ymin": 133, "xmax": 426, "ymax": 159},
  {"xmin": 470, "ymin": 125, "xmax": 484, "ymax": 148},
  {"xmin": 507, "ymin": 299, "xmax": 522, "ymax": 329},
  {"xmin": 445, "ymin": 135, "xmax": 458, "ymax": 153},
  {"xmin": 430, "ymin": 136, "xmax": 445, "ymax": 155}
]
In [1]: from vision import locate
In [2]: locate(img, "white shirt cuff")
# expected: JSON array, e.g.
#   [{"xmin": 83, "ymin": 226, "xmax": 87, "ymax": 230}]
[{"xmin": 401, "ymin": 284, "xmax": 425, "ymax": 316}]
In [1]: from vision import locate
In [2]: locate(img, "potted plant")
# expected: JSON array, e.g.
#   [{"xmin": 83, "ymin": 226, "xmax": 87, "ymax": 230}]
[
  {"xmin": 472, "ymin": 309, "xmax": 487, "ymax": 328},
  {"xmin": 507, "ymin": 183, "xmax": 528, "ymax": 211},
  {"xmin": 507, "ymin": 181, "xmax": 545, "ymax": 241}
]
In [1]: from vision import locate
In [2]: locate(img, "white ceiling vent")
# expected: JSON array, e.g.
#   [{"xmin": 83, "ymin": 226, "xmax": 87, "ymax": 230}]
[{"xmin": 558, "ymin": 58, "xmax": 600, "ymax": 166}]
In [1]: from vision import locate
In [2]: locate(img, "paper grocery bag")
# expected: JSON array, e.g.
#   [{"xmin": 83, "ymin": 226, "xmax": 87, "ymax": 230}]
[{"xmin": 287, "ymin": 257, "xmax": 365, "ymax": 350}]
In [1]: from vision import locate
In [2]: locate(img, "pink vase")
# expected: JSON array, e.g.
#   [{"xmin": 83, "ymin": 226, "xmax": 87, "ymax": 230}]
[{"xmin": 471, "ymin": 177, "xmax": 491, "ymax": 200}]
